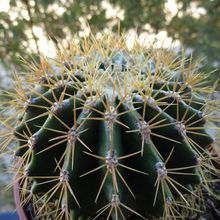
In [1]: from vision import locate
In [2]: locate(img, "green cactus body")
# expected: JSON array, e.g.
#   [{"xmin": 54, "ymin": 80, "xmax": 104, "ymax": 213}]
[{"xmin": 1, "ymin": 33, "xmax": 219, "ymax": 220}]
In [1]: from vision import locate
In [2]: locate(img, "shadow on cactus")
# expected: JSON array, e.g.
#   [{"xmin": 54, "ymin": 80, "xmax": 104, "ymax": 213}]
[{"xmin": 0, "ymin": 32, "xmax": 220, "ymax": 220}]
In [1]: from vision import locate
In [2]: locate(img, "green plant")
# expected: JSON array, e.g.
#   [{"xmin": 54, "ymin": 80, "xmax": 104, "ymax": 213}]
[{"xmin": 0, "ymin": 33, "xmax": 220, "ymax": 220}]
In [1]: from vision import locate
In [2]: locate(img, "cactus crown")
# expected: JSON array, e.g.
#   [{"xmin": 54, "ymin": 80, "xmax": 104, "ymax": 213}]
[{"xmin": 0, "ymin": 32, "xmax": 220, "ymax": 220}]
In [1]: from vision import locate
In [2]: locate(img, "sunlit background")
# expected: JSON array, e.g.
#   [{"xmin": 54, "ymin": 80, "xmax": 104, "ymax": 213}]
[
  {"xmin": 0, "ymin": 0, "xmax": 180, "ymax": 56},
  {"xmin": 0, "ymin": 0, "xmax": 220, "ymax": 213}
]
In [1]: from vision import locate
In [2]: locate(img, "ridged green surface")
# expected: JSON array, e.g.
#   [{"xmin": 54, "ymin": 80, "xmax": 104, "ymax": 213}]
[{"xmin": 1, "ymin": 34, "xmax": 219, "ymax": 220}]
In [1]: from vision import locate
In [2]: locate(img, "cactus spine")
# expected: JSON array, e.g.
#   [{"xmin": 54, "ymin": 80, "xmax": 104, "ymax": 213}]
[{"xmin": 0, "ymin": 33, "xmax": 220, "ymax": 220}]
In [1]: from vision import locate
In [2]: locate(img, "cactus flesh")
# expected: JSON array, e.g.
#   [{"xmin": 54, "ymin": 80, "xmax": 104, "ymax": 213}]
[{"xmin": 1, "ymin": 33, "xmax": 220, "ymax": 220}]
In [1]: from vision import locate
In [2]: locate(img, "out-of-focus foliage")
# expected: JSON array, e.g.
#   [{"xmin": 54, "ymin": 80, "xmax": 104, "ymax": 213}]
[
  {"xmin": 166, "ymin": 0, "xmax": 220, "ymax": 82},
  {"xmin": 0, "ymin": 0, "xmax": 219, "ymax": 85}
]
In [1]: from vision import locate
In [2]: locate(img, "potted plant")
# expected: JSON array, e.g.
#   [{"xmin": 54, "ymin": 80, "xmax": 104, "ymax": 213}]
[{"xmin": 1, "ymin": 32, "xmax": 220, "ymax": 220}]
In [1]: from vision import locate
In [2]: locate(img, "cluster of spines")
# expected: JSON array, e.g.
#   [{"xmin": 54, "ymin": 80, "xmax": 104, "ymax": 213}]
[{"xmin": 0, "ymin": 33, "xmax": 220, "ymax": 220}]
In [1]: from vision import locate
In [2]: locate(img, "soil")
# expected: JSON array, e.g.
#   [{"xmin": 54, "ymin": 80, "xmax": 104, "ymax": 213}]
[{"xmin": 188, "ymin": 181, "xmax": 220, "ymax": 220}]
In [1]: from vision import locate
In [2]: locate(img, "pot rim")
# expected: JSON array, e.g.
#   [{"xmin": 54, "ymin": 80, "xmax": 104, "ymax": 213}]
[
  {"xmin": 208, "ymin": 144, "xmax": 220, "ymax": 170},
  {"xmin": 13, "ymin": 178, "xmax": 28, "ymax": 220}
]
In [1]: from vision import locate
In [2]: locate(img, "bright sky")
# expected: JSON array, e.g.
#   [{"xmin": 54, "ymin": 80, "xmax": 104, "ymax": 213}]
[
  {"xmin": 0, "ymin": 0, "xmax": 9, "ymax": 11},
  {"xmin": 0, "ymin": 0, "xmax": 204, "ymax": 57}
]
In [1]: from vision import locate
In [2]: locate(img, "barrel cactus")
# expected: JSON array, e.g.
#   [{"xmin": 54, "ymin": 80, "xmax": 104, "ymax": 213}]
[{"xmin": 1, "ymin": 33, "xmax": 220, "ymax": 220}]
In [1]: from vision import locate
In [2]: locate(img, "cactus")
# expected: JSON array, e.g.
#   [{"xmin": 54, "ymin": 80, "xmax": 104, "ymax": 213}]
[{"xmin": 0, "ymin": 33, "xmax": 220, "ymax": 220}]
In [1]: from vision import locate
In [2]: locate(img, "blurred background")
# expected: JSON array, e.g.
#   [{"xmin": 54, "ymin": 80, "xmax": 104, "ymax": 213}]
[{"xmin": 0, "ymin": 0, "xmax": 220, "ymax": 212}]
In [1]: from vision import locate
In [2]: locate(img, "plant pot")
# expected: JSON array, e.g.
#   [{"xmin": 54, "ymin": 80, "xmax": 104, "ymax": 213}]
[
  {"xmin": 13, "ymin": 179, "xmax": 28, "ymax": 220},
  {"xmin": 208, "ymin": 144, "xmax": 220, "ymax": 170}
]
